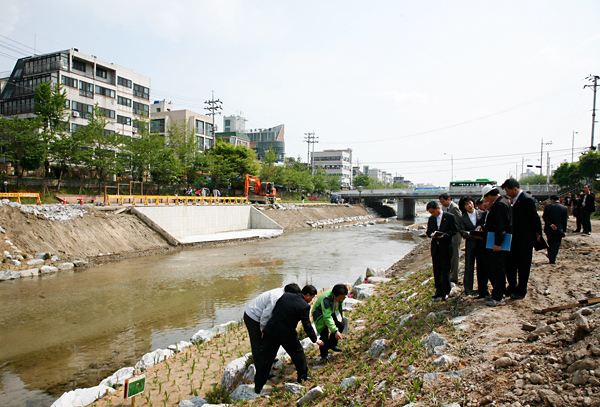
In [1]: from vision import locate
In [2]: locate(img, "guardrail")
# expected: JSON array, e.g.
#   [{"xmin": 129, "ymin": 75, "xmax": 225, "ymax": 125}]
[
  {"xmin": 105, "ymin": 195, "xmax": 249, "ymax": 206},
  {"xmin": 0, "ymin": 192, "xmax": 41, "ymax": 205}
]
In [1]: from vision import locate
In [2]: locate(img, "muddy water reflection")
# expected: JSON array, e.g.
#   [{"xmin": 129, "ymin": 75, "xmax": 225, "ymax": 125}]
[{"xmin": 0, "ymin": 220, "xmax": 418, "ymax": 406}]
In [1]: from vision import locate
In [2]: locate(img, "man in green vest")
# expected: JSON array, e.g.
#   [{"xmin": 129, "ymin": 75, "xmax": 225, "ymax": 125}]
[{"xmin": 312, "ymin": 284, "xmax": 348, "ymax": 361}]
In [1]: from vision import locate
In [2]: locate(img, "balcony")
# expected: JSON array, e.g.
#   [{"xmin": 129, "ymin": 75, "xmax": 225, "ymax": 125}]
[{"xmin": 79, "ymin": 90, "xmax": 94, "ymax": 99}]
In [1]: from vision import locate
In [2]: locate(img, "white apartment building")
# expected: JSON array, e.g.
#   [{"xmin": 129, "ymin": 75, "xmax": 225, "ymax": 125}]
[
  {"xmin": 150, "ymin": 101, "xmax": 214, "ymax": 151},
  {"xmin": 312, "ymin": 148, "xmax": 353, "ymax": 188},
  {"xmin": 0, "ymin": 48, "xmax": 151, "ymax": 138}
]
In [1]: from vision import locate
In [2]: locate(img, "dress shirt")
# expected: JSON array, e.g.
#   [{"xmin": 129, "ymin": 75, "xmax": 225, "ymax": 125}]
[
  {"xmin": 512, "ymin": 190, "xmax": 523, "ymax": 206},
  {"xmin": 468, "ymin": 210, "xmax": 477, "ymax": 227},
  {"xmin": 245, "ymin": 288, "xmax": 285, "ymax": 331},
  {"xmin": 436, "ymin": 211, "xmax": 443, "ymax": 228}
]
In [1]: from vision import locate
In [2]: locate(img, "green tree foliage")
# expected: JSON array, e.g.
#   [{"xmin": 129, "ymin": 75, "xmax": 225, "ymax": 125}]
[
  {"xmin": 195, "ymin": 139, "xmax": 261, "ymax": 190},
  {"xmin": 49, "ymin": 124, "xmax": 90, "ymax": 192},
  {"xmin": 0, "ymin": 116, "xmax": 44, "ymax": 186},
  {"xmin": 124, "ymin": 119, "xmax": 165, "ymax": 182},
  {"xmin": 34, "ymin": 82, "xmax": 68, "ymax": 175},
  {"xmin": 167, "ymin": 121, "xmax": 198, "ymax": 185},
  {"xmin": 553, "ymin": 161, "xmax": 582, "ymax": 188},
  {"xmin": 518, "ymin": 174, "xmax": 548, "ymax": 185},
  {"xmin": 353, "ymin": 174, "xmax": 385, "ymax": 189},
  {"xmin": 579, "ymin": 150, "xmax": 600, "ymax": 181}
]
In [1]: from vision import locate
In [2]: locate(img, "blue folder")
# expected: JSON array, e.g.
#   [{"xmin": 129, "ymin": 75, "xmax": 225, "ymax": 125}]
[{"xmin": 486, "ymin": 232, "xmax": 512, "ymax": 251}]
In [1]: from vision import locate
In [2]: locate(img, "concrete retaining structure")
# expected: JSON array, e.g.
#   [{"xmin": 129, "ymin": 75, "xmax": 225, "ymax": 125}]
[{"xmin": 132, "ymin": 205, "xmax": 283, "ymax": 244}]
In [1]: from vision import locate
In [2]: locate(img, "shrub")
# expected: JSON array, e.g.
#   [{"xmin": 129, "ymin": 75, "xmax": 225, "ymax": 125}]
[{"xmin": 205, "ymin": 384, "xmax": 232, "ymax": 404}]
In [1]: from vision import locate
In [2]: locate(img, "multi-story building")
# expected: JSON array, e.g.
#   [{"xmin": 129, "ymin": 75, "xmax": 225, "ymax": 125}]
[
  {"xmin": 150, "ymin": 101, "xmax": 214, "ymax": 151},
  {"xmin": 312, "ymin": 149, "xmax": 353, "ymax": 188},
  {"xmin": 223, "ymin": 115, "xmax": 285, "ymax": 162},
  {"xmin": 214, "ymin": 131, "xmax": 251, "ymax": 148},
  {"xmin": 0, "ymin": 48, "xmax": 151, "ymax": 138}
]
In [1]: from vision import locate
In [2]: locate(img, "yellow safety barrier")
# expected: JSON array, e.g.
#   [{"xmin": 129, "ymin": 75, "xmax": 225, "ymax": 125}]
[
  {"xmin": 106, "ymin": 195, "xmax": 250, "ymax": 206},
  {"xmin": 0, "ymin": 192, "xmax": 41, "ymax": 205}
]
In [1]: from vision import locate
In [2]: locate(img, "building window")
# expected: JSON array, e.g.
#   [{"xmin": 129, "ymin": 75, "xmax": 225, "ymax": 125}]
[
  {"xmin": 117, "ymin": 76, "xmax": 132, "ymax": 88},
  {"xmin": 72, "ymin": 59, "xmax": 86, "ymax": 72},
  {"xmin": 95, "ymin": 85, "xmax": 115, "ymax": 98},
  {"xmin": 72, "ymin": 123, "xmax": 86, "ymax": 133},
  {"xmin": 133, "ymin": 83, "xmax": 149, "ymax": 100},
  {"xmin": 99, "ymin": 108, "xmax": 115, "ymax": 119},
  {"xmin": 195, "ymin": 120, "xmax": 204, "ymax": 135},
  {"xmin": 117, "ymin": 115, "xmax": 131, "ymax": 126},
  {"xmin": 150, "ymin": 119, "xmax": 165, "ymax": 133},
  {"xmin": 72, "ymin": 101, "xmax": 93, "ymax": 119},
  {"xmin": 117, "ymin": 96, "xmax": 131, "ymax": 107},
  {"xmin": 206, "ymin": 123, "xmax": 213, "ymax": 135},
  {"xmin": 61, "ymin": 76, "xmax": 78, "ymax": 88},
  {"xmin": 104, "ymin": 129, "xmax": 116, "ymax": 136},
  {"xmin": 204, "ymin": 138, "xmax": 212, "ymax": 150},
  {"xmin": 79, "ymin": 81, "xmax": 94, "ymax": 99},
  {"xmin": 132, "ymin": 101, "xmax": 149, "ymax": 116},
  {"xmin": 96, "ymin": 67, "xmax": 107, "ymax": 79}
]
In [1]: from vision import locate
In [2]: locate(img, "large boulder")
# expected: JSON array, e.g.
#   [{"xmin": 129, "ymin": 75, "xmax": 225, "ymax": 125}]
[
  {"xmin": 50, "ymin": 384, "xmax": 115, "ymax": 407},
  {"xmin": 168, "ymin": 341, "xmax": 193, "ymax": 352},
  {"xmin": 40, "ymin": 265, "xmax": 59, "ymax": 274},
  {"xmin": 100, "ymin": 367, "xmax": 134, "ymax": 388},
  {"xmin": 229, "ymin": 384, "xmax": 260, "ymax": 401},
  {"xmin": 368, "ymin": 339, "xmax": 387, "ymax": 357},
  {"xmin": 178, "ymin": 396, "xmax": 208, "ymax": 407},
  {"xmin": 297, "ymin": 386, "xmax": 323, "ymax": 405},
  {"xmin": 221, "ymin": 353, "xmax": 251, "ymax": 392},
  {"xmin": 27, "ymin": 259, "xmax": 44, "ymax": 266},
  {"xmin": 58, "ymin": 263, "xmax": 75, "ymax": 270},
  {"xmin": 284, "ymin": 382, "xmax": 305, "ymax": 394},
  {"xmin": 191, "ymin": 329, "xmax": 216, "ymax": 344},
  {"xmin": 366, "ymin": 267, "xmax": 386, "ymax": 277},
  {"xmin": 135, "ymin": 349, "xmax": 174, "ymax": 370},
  {"xmin": 353, "ymin": 284, "xmax": 375, "ymax": 299},
  {"xmin": 19, "ymin": 268, "xmax": 39, "ymax": 278}
]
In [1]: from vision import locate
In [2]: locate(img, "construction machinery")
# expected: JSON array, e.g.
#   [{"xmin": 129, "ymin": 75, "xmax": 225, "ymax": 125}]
[{"xmin": 244, "ymin": 174, "xmax": 277, "ymax": 204}]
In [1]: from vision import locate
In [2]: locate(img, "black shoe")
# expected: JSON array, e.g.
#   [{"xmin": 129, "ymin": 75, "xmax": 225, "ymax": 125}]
[
  {"xmin": 298, "ymin": 374, "xmax": 312, "ymax": 384},
  {"xmin": 320, "ymin": 356, "xmax": 330, "ymax": 363},
  {"xmin": 267, "ymin": 373, "xmax": 276, "ymax": 380},
  {"xmin": 441, "ymin": 294, "xmax": 448, "ymax": 301},
  {"xmin": 330, "ymin": 346, "xmax": 342, "ymax": 352},
  {"xmin": 511, "ymin": 294, "xmax": 525, "ymax": 300}
]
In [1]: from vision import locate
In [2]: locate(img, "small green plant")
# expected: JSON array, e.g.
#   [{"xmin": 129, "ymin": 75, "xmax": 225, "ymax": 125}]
[{"xmin": 205, "ymin": 384, "xmax": 233, "ymax": 404}]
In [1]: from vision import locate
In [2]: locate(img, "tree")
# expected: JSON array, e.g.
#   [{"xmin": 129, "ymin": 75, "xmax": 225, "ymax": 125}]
[
  {"xmin": 0, "ymin": 116, "xmax": 44, "ymax": 186},
  {"xmin": 553, "ymin": 161, "xmax": 582, "ymax": 188},
  {"xmin": 34, "ymin": 82, "xmax": 68, "ymax": 176},
  {"xmin": 579, "ymin": 150, "xmax": 600, "ymax": 181},
  {"xmin": 124, "ymin": 119, "xmax": 164, "ymax": 182},
  {"xmin": 518, "ymin": 174, "xmax": 548, "ymax": 185},
  {"xmin": 49, "ymin": 126, "xmax": 90, "ymax": 192},
  {"xmin": 167, "ymin": 121, "xmax": 197, "ymax": 186},
  {"xmin": 195, "ymin": 139, "xmax": 261, "ymax": 191}
]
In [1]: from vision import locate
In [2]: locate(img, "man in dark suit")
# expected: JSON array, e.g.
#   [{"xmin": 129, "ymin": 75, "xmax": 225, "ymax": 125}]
[
  {"xmin": 501, "ymin": 179, "xmax": 542, "ymax": 301},
  {"xmin": 458, "ymin": 196, "xmax": 488, "ymax": 297},
  {"xmin": 482, "ymin": 185, "xmax": 512, "ymax": 307},
  {"xmin": 254, "ymin": 285, "xmax": 324, "ymax": 394},
  {"xmin": 581, "ymin": 184, "xmax": 596, "ymax": 235},
  {"xmin": 543, "ymin": 195, "xmax": 568, "ymax": 264},
  {"xmin": 426, "ymin": 201, "xmax": 458, "ymax": 301},
  {"xmin": 573, "ymin": 190, "xmax": 584, "ymax": 233},
  {"xmin": 439, "ymin": 193, "xmax": 462, "ymax": 283}
]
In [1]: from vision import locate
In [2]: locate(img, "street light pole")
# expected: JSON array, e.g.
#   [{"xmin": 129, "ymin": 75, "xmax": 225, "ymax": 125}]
[
  {"xmin": 444, "ymin": 153, "xmax": 454, "ymax": 181},
  {"xmin": 572, "ymin": 131, "xmax": 578, "ymax": 163},
  {"xmin": 540, "ymin": 139, "xmax": 552, "ymax": 175}
]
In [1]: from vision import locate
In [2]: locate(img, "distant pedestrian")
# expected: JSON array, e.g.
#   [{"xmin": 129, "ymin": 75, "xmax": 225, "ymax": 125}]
[
  {"xmin": 543, "ymin": 195, "xmax": 568, "ymax": 264},
  {"xmin": 254, "ymin": 285, "xmax": 324, "ymax": 394},
  {"xmin": 301, "ymin": 195, "xmax": 305, "ymax": 203},
  {"xmin": 573, "ymin": 190, "xmax": 584, "ymax": 233},
  {"xmin": 581, "ymin": 185, "xmax": 595, "ymax": 235},
  {"xmin": 1, "ymin": 181, "xmax": 8, "ymax": 193}
]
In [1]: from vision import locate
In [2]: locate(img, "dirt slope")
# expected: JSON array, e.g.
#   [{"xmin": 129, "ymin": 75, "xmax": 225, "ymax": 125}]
[{"xmin": 259, "ymin": 204, "xmax": 370, "ymax": 230}]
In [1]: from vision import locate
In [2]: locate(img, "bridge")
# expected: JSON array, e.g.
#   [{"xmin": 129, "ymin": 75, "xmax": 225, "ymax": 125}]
[{"xmin": 338, "ymin": 184, "xmax": 560, "ymax": 220}]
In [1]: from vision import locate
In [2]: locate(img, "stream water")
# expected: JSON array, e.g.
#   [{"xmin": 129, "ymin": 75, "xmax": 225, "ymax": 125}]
[{"xmin": 0, "ymin": 219, "xmax": 422, "ymax": 406}]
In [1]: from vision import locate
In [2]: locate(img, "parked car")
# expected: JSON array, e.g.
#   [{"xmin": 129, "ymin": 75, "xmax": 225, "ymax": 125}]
[{"xmin": 330, "ymin": 194, "xmax": 344, "ymax": 204}]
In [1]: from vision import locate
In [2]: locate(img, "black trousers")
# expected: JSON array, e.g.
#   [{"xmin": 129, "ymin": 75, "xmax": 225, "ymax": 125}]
[
  {"xmin": 546, "ymin": 234, "xmax": 562, "ymax": 264},
  {"xmin": 463, "ymin": 240, "xmax": 485, "ymax": 293},
  {"xmin": 486, "ymin": 249, "xmax": 507, "ymax": 301},
  {"xmin": 254, "ymin": 328, "xmax": 308, "ymax": 392},
  {"xmin": 243, "ymin": 312, "xmax": 263, "ymax": 372},
  {"xmin": 574, "ymin": 209, "xmax": 582, "ymax": 232},
  {"xmin": 432, "ymin": 246, "xmax": 452, "ymax": 297},
  {"xmin": 506, "ymin": 242, "xmax": 534, "ymax": 297},
  {"xmin": 582, "ymin": 210, "xmax": 592, "ymax": 234},
  {"xmin": 318, "ymin": 318, "xmax": 344, "ymax": 358}
]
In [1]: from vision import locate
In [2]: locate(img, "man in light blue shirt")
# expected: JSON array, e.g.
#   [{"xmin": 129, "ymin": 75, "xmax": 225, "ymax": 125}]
[{"xmin": 243, "ymin": 283, "xmax": 301, "ymax": 375}]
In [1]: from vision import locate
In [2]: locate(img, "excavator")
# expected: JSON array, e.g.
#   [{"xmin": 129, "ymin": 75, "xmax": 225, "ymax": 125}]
[{"xmin": 244, "ymin": 174, "xmax": 277, "ymax": 204}]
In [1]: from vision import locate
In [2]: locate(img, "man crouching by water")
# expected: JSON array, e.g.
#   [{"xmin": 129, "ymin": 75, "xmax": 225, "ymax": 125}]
[
  {"xmin": 254, "ymin": 285, "xmax": 324, "ymax": 394},
  {"xmin": 426, "ymin": 201, "xmax": 458, "ymax": 301}
]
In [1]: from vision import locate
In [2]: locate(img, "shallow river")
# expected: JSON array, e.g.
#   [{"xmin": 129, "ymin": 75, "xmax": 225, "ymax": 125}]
[{"xmin": 0, "ymin": 219, "xmax": 420, "ymax": 406}]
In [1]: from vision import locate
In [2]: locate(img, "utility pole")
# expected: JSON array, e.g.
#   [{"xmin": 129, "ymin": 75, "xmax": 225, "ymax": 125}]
[
  {"xmin": 303, "ymin": 132, "xmax": 318, "ymax": 174},
  {"xmin": 584, "ymin": 75, "xmax": 599, "ymax": 150},
  {"xmin": 204, "ymin": 91, "xmax": 222, "ymax": 147}
]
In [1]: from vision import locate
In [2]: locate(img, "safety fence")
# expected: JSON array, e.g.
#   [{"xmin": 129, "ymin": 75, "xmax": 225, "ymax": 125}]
[
  {"xmin": 105, "ymin": 195, "xmax": 249, "ymax": 206},
  {"xmin": 0, "ymin": 192, "xmax": 41, "ymax": 205}
]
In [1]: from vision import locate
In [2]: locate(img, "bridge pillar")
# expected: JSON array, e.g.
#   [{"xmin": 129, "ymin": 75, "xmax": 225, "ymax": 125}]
[{"xmin": 396, "ymin": 198, "xmax": 416, "ymax": 220}]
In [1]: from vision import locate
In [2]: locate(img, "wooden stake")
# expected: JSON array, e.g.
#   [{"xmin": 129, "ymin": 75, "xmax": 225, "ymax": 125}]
[{"xmin": 537, "ymin": 297, "xmax": 600, "ymax": 313}]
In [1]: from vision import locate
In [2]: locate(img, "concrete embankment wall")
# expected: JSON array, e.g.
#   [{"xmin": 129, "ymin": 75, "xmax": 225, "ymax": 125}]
[{"xmin": 132, "ymin": 205, "xmax": 283, "ymax": 244}]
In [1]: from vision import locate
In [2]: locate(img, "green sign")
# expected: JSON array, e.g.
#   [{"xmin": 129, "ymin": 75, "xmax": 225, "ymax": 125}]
[{"xmin": 124, "ymin": 374, "xmax": 145, "ymax": 399}]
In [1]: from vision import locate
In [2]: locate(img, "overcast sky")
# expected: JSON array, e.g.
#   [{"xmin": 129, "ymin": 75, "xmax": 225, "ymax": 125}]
[{"xmin": 1, "ymin": 0, "xmax": 599, "ymax": 187}]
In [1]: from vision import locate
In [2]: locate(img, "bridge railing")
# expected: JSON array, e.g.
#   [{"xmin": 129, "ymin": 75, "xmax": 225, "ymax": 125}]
[{"xmin": 105, "ymin": 195, "xmax": 249, "ymax": 206}]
